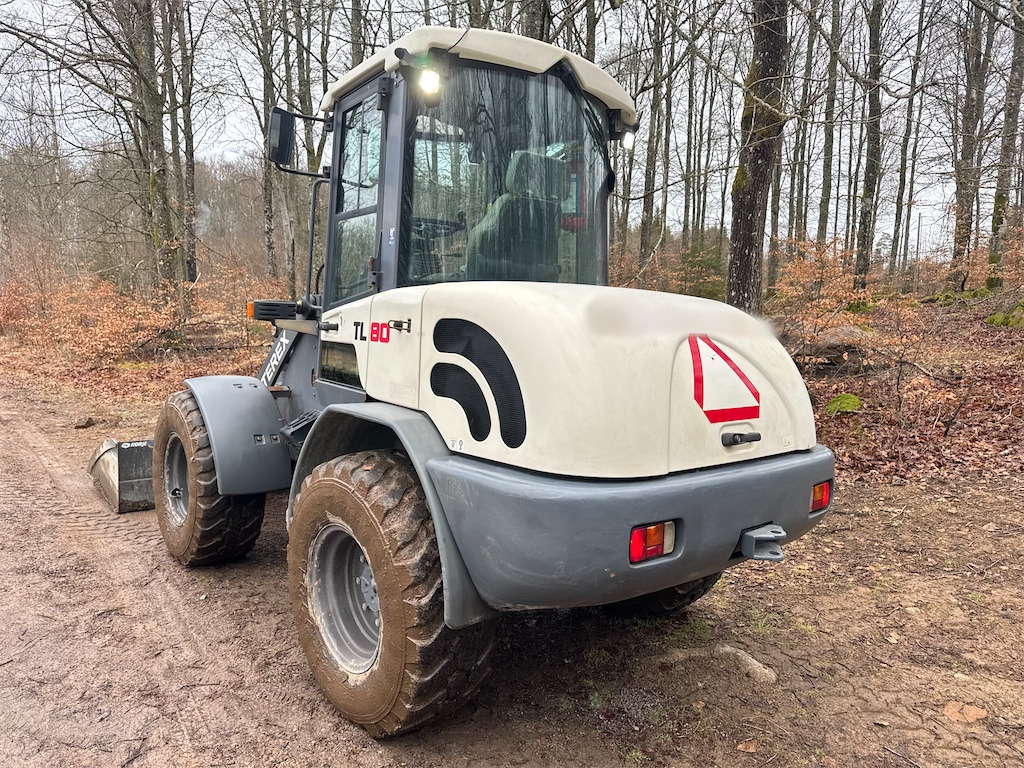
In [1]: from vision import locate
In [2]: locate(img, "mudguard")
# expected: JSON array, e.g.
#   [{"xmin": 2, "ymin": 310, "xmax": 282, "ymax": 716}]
[
  {"xmin": 289, "ymin": 402, "xmax": 496, "ymax": 629},
  {"xmin": 185, "ymin": 376, "xmax": 292, "ymax": 495}
]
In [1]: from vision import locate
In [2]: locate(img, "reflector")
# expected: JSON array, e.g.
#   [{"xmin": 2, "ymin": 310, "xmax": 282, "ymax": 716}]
[{"xmin": 629, "ymin": 528, "xmax": 646, "ymax": 563}]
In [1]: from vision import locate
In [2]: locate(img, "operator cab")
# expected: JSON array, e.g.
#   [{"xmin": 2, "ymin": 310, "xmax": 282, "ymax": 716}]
[
  {"xmin": 399, "ymin": 64, "xmax": 609, "ymax": 288},
  {"xmin": 268, "ymin": 27, "xmax": 637, "ymax": 316}
]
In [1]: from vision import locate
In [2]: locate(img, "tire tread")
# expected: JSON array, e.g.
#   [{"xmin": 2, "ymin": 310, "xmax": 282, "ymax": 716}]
[
  {"xmin": 291, "ymin": 450, "xmax": 494, "ymax": 737},
  {"xmin": 154, "ymin": 390, "xmax": 266, "ymax": 566}
]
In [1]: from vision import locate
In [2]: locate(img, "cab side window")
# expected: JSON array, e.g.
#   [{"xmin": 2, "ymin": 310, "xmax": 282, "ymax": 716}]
[{"xmin": 328, "ymin": 97, "xmax": 382, "ymax": 304}]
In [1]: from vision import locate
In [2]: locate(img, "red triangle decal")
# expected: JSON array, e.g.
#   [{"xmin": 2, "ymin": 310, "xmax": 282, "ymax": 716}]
[{"xmin": 688, "ymin": 334, "xmax": 760, "ymax": 424}]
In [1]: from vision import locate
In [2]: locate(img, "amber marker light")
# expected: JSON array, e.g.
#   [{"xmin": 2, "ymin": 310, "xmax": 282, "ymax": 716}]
[
  {"xmin": 811, "ymin": 481, "xmax": 831, "ymax": 513},
  {"xmin": 629, "ymin": 521, "xmax": 676, "ymax": 564},
  {"xmin": 246, "ymin": 301, "xmax": 254, "ymax": 318}
]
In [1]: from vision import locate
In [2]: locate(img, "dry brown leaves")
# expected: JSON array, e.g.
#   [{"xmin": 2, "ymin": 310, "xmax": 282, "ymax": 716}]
[{"xmin": 0, "ymin": 271, "xmax": 280, "ymax": 402}]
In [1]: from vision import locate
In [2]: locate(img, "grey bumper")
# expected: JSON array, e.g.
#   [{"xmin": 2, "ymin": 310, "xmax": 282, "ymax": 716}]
[{"xmin": 426, "ymin": 445, "xmax": 834, "ymax": 611}]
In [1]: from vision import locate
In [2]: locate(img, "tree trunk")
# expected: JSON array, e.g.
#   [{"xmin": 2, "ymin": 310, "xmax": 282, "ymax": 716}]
[
  {"xmin": 521, "ymin": 0, "xmax": 551, "ymax": 40},
  {"xmin": 901, "ymin": 79, "xmax": 926, "ymax": 273},
  {"xmin": 638, "ymin": 2, "xmax": 665, "ymax": 283},
  {"xmin": 176, "ymin": 0, "xmax": 198, "ymax": 284},
  {"xmin": 951, "ymin": 5, "xmax": 998, "ymax": 288},
  {"xmin": 766, "ymin": 142, "xmax": 783, "ymax": 293},
  {"xmin": 889, "ymin": 0, "xmax": 927, "ymax": 275},
  {"xmin": 989, "ymin": 0, "xmax": 1024, "ymax": 289},
  {"xmin": 727, "ymin": 0, "xmax": 788, "ymax": 315},
  {"xmin": 0, "ymin": 171, "xmax": 10, "ymax": 284},
  {"xmin": 260, "ymin": 0, "xmax": 278, "ymax": 278},
  {"xmin": 794, "ymin": 0, "xmax": 818, "ymax": 244},
  {"xmin": 816, "ymin": 0, "xmax": 840, "ymax": 244},
  {"xmin": 845, "ymin": 81, "xmax": 865, "ymax": 257},
  {"xmin": 349, "ymin": 0, "xmax": 366, "ymax": 66},
  {"xmin": 139, "ymin": 0, "xmax": 179, "ymax": 283},
  {"xmin": 584, "ymin": 0, "xmax": 598, "ymax": 60},
  {"xmin": 854, "ymin": 0, "xmax": 883, "ymax": 291}
]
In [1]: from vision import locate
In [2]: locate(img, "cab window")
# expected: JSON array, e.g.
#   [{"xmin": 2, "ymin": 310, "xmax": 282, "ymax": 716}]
[{"xmin": 327, "ymin": 96, "xmax": 382, "ymax": 304}]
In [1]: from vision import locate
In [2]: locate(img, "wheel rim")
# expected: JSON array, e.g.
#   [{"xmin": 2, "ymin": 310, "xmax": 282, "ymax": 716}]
[
  {"xmin": 308, "ymin": 523, "xmax": 381, "ymax": 674},
  {"xmin": 164, "ymin": 434, "xmax": 189, "ymax": 527}
]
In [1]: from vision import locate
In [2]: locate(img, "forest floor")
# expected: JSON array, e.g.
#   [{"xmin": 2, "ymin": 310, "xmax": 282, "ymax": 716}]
[{"xmin": 0, "ymin": 296, "xmax": 1022, "ymax": 768}]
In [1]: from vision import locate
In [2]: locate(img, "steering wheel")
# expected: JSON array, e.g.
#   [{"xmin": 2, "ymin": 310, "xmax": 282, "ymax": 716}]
[{"xmin": 411, "ymin": 216, "xmax": 466, "ymax": 240}]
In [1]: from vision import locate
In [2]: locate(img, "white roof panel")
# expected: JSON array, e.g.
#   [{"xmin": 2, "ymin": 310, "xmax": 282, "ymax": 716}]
[{"xmin": 318, "ymin": 26, "xmax": 637, "ymax": 125}]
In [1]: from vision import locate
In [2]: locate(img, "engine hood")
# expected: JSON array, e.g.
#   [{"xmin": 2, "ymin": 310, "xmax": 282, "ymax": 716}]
[{"xmin": 361, "ymin": 282, "xmax": 817, "ymax": 479}]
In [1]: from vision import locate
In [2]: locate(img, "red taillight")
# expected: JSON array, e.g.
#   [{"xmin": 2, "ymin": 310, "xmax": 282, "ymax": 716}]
[
  {"xmin": 629, "ymin": 522, "xmax": 676, "ymax": 564},
  {"xmin": 811, "ymin": 481, "xmax": 831, "ymax": 512}
]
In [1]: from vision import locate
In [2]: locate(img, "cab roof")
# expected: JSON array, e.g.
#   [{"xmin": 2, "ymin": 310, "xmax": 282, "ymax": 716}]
[{"xmin": 318, "ymin": 26, "xmax": 637, "ymax": 126}]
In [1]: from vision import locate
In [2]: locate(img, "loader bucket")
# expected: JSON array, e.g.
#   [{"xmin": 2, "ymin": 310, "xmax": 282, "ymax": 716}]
[{"xmin": 89, "ymin": 438, "xmax": 156, "ymax": 513}]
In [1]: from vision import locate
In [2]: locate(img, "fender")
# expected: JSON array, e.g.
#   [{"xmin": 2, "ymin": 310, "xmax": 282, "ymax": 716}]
[
  {"xmin": 185, "ymin": 376, "xmax": 292, "ymax": 495},
  {"xmin": 289, "ymin": 402, "xmax": 496, "ymax": 630}
]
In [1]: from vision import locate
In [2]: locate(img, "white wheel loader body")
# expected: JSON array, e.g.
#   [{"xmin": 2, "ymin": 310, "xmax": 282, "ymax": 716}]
[{"xmin": 102, "ymin": 26, "xmax": 835, "ymax": 736}]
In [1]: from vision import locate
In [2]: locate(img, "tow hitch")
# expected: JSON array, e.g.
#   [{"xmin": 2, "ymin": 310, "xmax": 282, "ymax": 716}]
[{"xmin": 739, "ymin": 523, "xmax": 787, "ymax": 562}]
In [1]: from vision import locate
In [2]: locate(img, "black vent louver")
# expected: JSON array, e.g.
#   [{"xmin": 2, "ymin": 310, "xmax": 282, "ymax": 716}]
[{"xmin": 431, "ymin": 318, "xmax": 527, "ymax": 449}]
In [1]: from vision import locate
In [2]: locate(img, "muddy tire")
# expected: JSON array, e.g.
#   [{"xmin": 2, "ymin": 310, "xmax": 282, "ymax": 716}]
[
  {"xmin": 606, "ymin": 572, "xmax": 723, "ymax": 618},
  {"xmin": 288, "ymin": 450, "xmax": 495, "ymax": 738},
  {"xmin": 153, "ymin": 390, "xmax": 266, "ymax": 565}
]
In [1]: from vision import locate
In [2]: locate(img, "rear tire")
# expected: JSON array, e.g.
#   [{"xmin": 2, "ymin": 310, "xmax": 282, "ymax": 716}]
[
  {"xmin": 606, "ymin": 572, "xmax": 723, "ymax": 618},
  {"xmin": 153, "ymin": 390, "xmax": 265, "ymax": 565},
  {"xmin": 288, "ymin": 450, "xmax": 494, "ymax": 737}
]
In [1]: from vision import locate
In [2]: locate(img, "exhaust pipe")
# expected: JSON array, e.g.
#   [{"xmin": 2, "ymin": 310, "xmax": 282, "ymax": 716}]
[{"xmin": 89, "ymin": 438, "xmax": 156, "ymax": 513}]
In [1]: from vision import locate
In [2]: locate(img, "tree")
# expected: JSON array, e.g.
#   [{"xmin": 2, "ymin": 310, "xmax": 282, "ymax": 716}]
[
  {"xmin": 0, "ymin": 0, "xmax": 209, "ymax": 290},
  {"xmin": 727, "ymin": 0, "xmax": 788, "ymax": 314},
  {"xmin": 948, "ymin": 1, "xmax": 998, "ymax": 289},
  {"xmin": 853, "ymin": 0, "xmax": 883, "ymax": 291},
  {"xmin": 989, "ymin": 0, "xmax": 1024, "ymax": 288},
  {"xmin": 888, "ymin": 0, "xmax": 929, "ymax": 275}
]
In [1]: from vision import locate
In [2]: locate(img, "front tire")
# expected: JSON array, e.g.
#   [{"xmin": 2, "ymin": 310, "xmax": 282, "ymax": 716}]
[
  {"xmin": 288, "ymin": 450, "xmax": 494, "ymax": 737},
  {"xmin": 153, "ymin": 390, "xmax": 266, "ymax": 565}
]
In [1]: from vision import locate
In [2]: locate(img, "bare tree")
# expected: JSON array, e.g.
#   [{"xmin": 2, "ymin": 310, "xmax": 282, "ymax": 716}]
[
  {"xmin": 949, "ymin": 1, "xmax": 998, "ymax": 288},
  {"xmin": 727, "ymin": 0, "xmax": 788, "ymax": 314},
  {"xmin": 853, "ymin": 0, "xmax": 883, "ymax": 290},
  {"xmin": 989, "ymin": 0, "xmax": 1024, "ymax": 287}
]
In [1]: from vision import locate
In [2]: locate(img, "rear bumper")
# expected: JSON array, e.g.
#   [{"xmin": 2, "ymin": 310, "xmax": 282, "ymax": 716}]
[{"xmin": 426, "ymin": 445, "xmax": 834, "ymax": 611}]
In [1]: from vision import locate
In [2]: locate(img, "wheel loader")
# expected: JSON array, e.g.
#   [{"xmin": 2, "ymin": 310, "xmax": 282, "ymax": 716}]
[{"xmin": 116, "ymin": 27, "xmax": 834, "ymax": 736}]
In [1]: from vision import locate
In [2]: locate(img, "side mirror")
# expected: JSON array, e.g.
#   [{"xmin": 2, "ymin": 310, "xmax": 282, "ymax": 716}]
[{"xmin": 268, "ymin": 106, "xmax": 296, "ymax": 166}]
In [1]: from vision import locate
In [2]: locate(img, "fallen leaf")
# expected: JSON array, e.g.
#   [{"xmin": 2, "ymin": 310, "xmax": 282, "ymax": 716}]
[
  {"xmin": 692, "ymin": 700, "xmax": 705, "ymax": 710},
  {"xmin": 981, "ymin": 522, "xmax": 999, "ymax": 532},
  {"xmin": 737, "ymin": 740, "xmax": 758, "ymax": 753},
  {"xmin": 886, "ymin": 632, "xmax": 901, "ymax": 644},
  {"xmin": 942, "ymin": 701, "xmax": 987, "ymax": 723},
  {"xmin": 873, "ymin": 719, "xmax": 890, "ymax": 727}
]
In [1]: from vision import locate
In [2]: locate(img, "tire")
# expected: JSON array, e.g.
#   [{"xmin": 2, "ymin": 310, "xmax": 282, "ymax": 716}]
[
  {"xmin": 153, "ymin": 390, "xmax": 266, "ymax": 565},
  {"xmin": 288, "ymin": 450, "xmax": 495, "ymax": 737},
  {"xmin": 606, "ymin": 572, "xmax": 723, "ymax": 619}
]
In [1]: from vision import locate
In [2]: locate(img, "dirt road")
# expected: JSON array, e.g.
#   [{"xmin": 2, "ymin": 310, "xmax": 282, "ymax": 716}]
[{"xmin": 1, "ymin": 384, "xmax": 1022, "ymax": 767}]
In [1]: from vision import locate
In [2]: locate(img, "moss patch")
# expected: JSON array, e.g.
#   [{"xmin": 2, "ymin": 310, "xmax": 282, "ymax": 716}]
[
  {"xmin": 826, "ymin": 393, "xmax": 862, "ymax": 415},
  {"xmin": 923, "ymin": 287, "xmax": 992, "ymax": 306},
  {"xmin": 986, "ymin": 301, "xmax": 1024, "ymax": 328}
]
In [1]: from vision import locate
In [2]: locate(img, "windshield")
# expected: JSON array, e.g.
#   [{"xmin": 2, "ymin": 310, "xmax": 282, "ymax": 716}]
[{"xmin": 399, "ymin": 64, "xmax": 610, "ymax": 286}]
